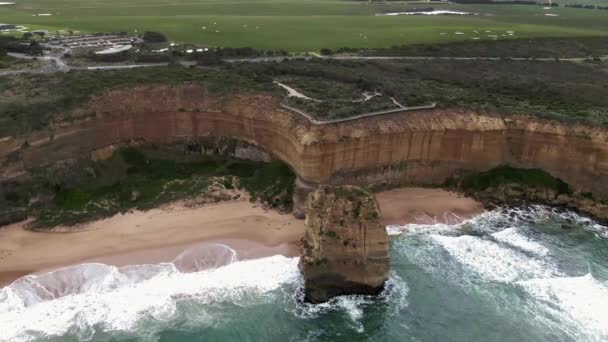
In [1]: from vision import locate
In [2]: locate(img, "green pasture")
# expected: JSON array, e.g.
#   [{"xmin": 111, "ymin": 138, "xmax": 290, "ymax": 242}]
[{"xmin": 0, "ymin": 0, "xmax": 607, "ymax": 50}]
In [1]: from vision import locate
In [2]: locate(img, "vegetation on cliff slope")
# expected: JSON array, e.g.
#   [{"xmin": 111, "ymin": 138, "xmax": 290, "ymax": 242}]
[
  {"xmin": 243, "ymin": 58, "xmax": 608, "ymax": 124},
  {"xmin": 445, "ymin": 165, "xmax": 608, "ymax": 222},
  {"xmin": 0, "ymin": 148, "xmax": 295, "ymax": 228},
  {"xmin": 0, "ymin": 55, "xmax": 41, "ymax": 70},
  {"xmin": 450, "ymin": 165, "xmax": 572, "ymax": 194},
  {"xmin": 1, "ymin": 56, "xmax": 607, "ymax": 136},
  {"xmin": 0, "ymin": 66, "xmax": 276, "ymax": 137}
]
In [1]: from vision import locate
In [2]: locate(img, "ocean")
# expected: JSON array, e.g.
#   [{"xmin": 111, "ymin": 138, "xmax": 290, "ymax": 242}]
[{"xmin": 1, "ymin": 206, "xmax": 607, "ymax": 342}]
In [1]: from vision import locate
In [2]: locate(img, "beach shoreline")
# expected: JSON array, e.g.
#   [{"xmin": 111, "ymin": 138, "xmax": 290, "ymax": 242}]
[{"xmin": 0, "ymin": 187, "xmax": 484, "ymax": 287}]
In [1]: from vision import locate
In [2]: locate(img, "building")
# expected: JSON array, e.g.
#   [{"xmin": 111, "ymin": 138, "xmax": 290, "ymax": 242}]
[
  {"xmin": 94, "ymin": 44, "xmax": 133, "ymax": 55},
  {"xmin": 0, "ymin": 23, "xmax": 16, "ymax": 31},
  {"xmin": 32, "ymin": 30, "xmax": 49, "ymax": 36}
]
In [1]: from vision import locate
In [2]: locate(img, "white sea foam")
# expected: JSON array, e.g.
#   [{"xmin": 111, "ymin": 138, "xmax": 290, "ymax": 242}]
[
  {"xmin": 518, "ymin": 274, "xmax": 608, "ymax": 341},
  {"xmin": 334, "ymin": 296, "xmax": 373, "ymax": 333},
  {"xmin": 0, "ymin": 244, "xmax": 300, "ymax": 342},
  {"xmin": 392, "ymin": 206, "xmax": 608, "ymax": 340},
  {"xmin": 288, "ymin": 272, "xmax": 409, "ymax": 332},
  {"xmin": 388, "ymin": 206, "xmax": 607, "ymax": 239},
  {"xmin": 387, "ymin": 222, "xmax": 459, "ymax": 236},
  {"xmin": 492, "ymin": 227, "xmax": 549, "ymax": 256},
  {"xmin": 430, "ymin": 234, "xmax": 556, "ymax": 283}
]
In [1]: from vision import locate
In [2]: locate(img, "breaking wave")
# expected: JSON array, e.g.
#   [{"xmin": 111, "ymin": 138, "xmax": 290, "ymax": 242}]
[
  {"xmin": 518, "ymin": 274, "xmax": 608, "ymax": 341},
  {"xmin": 0, "ymin": 244, "xmax": 300, "ymax": 341},
  {"xmin": 2, "ymin": 205, "xmax": 606, "ymax": 341},
  {"xmin": 391, "ymin": 206, "xmax": 608, "ymax": 341},
  {"xmin": 0, "ymin": 242, "xmax": 411, "ymax": 341}
]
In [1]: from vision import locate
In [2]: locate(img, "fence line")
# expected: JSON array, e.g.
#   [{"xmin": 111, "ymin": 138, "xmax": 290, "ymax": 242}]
[{"xmin": 279, "ymin": 102, "xmax": 437, "ymax": 125}]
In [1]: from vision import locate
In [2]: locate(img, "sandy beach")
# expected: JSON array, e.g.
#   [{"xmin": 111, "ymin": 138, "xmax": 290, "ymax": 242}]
[
  {"xmin": 0, "ymin": 187, "xmax": 483, "ymax": 286},
  {"xmin": 377, "ymin": 187, "xmax": 485, "ymax": 225}
]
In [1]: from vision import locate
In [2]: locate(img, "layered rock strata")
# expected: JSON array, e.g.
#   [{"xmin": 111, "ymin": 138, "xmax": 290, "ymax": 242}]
[
  {"xmin": 298, "ymin": 185, "xmax": 390, "ymax": 303},
  {"xmin": 1, "ymin": 84, "xmax": 607, "ymax": 218}
]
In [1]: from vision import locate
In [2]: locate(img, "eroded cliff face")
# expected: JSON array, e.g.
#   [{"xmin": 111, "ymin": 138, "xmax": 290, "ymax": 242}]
[
  {"xmin": 1, "ymin": 84, "xmax": 607, "ymax": 203},
  {"xmin": 299, "ymin": 185, "xmax": 390, "ymax": 303}
]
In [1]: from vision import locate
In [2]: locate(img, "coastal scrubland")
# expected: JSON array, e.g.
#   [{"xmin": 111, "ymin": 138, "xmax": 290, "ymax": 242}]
[
  {"xmin": 358, "ymin": 36, "xmax": 608, "ymax": 58},
  {"xmin": 455, "ymin": 165, "xmax": 571, "ymax": 194},
  {"xmin": 1, "ymin": 36, "xmax": 607, "ymax": 227},
  {"xmin": 260, "ymin": 58, "xmax": 608, "ymax": 123},
  {"xmin": 0, "ymin": 66, "xmax": 276, "ymax": 137},
  {"xmin": 0, "ymin": 55, "xmax": 40, "ymax": 70},
  {"xmin": 2, "ymin": 55, "xmax": 606, "ymax": 136}
]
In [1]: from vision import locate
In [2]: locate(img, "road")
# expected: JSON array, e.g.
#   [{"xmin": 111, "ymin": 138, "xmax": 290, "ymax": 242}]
[
  {"xmin": 0, "ymin": 52, "xmax": 70, "ymax": 76},
  {"xmin": 1, "ymin": 52, "xmax": 605, "ymax": 77},
  {"xmin": 225, "ymin": 55, "xmax": 607, "ymax": 63},
  {"xmin": 0, "ymin": 53, "xmax": 197, "ymax": 76}
]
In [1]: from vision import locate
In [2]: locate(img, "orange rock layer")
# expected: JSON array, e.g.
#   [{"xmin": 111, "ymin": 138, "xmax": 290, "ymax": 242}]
[{"xmin": 1, "ymin": 84, "xmax": 607, "ymax": 199}]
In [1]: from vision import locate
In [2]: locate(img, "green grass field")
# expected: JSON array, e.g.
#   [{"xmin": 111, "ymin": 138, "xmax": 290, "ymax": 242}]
[{"xmin": 1, "ymin": 0, "xmax": 607, "ymax": 51}]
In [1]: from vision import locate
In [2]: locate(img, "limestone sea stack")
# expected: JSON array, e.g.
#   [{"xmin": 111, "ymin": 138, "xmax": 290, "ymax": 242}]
[{"xmin": 299, "ymin": 185, "xmax": 390, "ymax": 303}]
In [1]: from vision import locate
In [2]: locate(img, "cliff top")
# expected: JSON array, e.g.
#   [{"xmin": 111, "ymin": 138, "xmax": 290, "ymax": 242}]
[{"xmin": 1, "ymin": 58, "xmax": 607, "ymax": 138}]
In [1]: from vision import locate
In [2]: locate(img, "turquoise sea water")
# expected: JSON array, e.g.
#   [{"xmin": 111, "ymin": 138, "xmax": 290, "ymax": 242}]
[{"xmin": 1, "ymin": 206, "xmax": 607, "ymax": 342}]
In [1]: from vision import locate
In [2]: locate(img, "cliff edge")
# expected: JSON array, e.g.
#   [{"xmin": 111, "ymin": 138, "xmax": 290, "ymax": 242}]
[
  {"xmin": 299, "ymin": 185, "xmax": 390, "ymax": 303},
  {"xmin": 2, "ymin": 85, "xmax": 608, "ymax": 223}
]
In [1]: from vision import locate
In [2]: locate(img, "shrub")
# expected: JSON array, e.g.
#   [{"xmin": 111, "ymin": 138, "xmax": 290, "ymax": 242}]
[{"xmin": 142, "ymin": 31, "xmax": 168, "ymax": 43}]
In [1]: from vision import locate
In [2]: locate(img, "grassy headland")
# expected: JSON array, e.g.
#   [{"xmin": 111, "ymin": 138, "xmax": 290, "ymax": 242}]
[
  {"xmin": 0, "ymin": 1, "xmax": 606, "ymax": 51},
  {"xmin": 1, "ymin": 55, "xmax": 607, "ymax": 136},
  {"xmin": 0, "ymin": 66, "xmax": 276, "ymax": 137},
  {"xmin": 243, "ymin": 58, "xmax": 608, "ymax": 124}
]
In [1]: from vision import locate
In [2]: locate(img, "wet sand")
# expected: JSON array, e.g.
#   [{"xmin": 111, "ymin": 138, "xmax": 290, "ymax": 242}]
[
  {"xmin": 0, "ymin": 200, "xmax": 304, "ymax": 286},
  {"xmin": 376, "ymin": 187, "xmax": 485, "ymax": 225},
  {"xmin": 0, "ymin": 188, "xmax": 483, "ymax": 286}
]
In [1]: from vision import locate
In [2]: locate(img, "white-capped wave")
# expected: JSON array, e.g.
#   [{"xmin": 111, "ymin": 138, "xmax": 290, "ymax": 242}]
[
  {"xmin": 388, "ymin": 205, "xmax": 607, "ymax": 239},
  {"xmin": 391, "ymin": 206, "xmax": 608, "ymax": 341},
  {"xmin": 492, "ymin": 227, "xmax": 549, "ymax": 256},
  {"xmin": 0, "ymin": 245, "xmax": 300, "ymax": 342},
  {"xmin": 387, "ymin": 222, "xmax": 460, "ymax": 236},
  {"xmin": 386, "ymin": 207, "xmax": 510, "ymax": 237},
  {"xmin": 517, "ymin": 274, "xmax": 608, "ymax": 341},
  {"xmin": 494, "ymin": 206, "xmax": 607, "ymax": 239},
  {"xmin": 288, "ymin": 272, "xmax": 409, "ymax": 333},
  {"xmin": 172, "ymin": 243, "xmax": 237, "ymax": 272},
  {"xmin": 431, "ymin": 234, "xmax": 556, "ymax": 283}
]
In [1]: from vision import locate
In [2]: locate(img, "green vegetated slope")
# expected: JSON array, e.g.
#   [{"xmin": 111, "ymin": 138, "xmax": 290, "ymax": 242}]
[
  {"xmin": 0, "ymin": 0, "xmax": 607, "ymax": 50},
  {"xmin": 361, "ymin": 36, "xmax": 608, "ymax": 57},
  {"xmin": 0, "ymin": 66, "xmax": 276, "ymax": 137},
  {"xmin": 453, "ymin": 165, "xmax": 572, "ymax": 194},
  {"xmin": 239, "ymin": 58, "xmax": 608, "ymax": 124},
  {"xmin": 1, "ymin": 147, "xmax": 295, "ymax": 228},
  {"xmin": 1, "ymin": 57, "xmax": 607, "ymax": 136},
  {"xmin": 0, "ymin": 54, "xmax": 40, "ymax": 69}
]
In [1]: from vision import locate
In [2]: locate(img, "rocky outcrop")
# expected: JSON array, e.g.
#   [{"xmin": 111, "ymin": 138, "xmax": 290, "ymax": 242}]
[
  {"xmin": 469, "ymin": 184, "xmax": 608, "ymax": 224},
  {"xmin": 1, "ymin": 84, "xmax": 607, "ymax": 219},
  {"xmin": 299, "ymin": 185, "xmax": 390, "ymax": 303}
]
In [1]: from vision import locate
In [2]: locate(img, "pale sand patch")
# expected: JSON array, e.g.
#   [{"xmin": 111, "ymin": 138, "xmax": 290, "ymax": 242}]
[
  {"xmin": 0, "ymin": 187, "xmax": 482, "ymax": 286},
  {"xmin": 0, "ymin": 200, "xmax": 304, "ymax": 286},
  {"xmin": 376, "ymin": 187, "xmax": 484, "ymax": 226}
]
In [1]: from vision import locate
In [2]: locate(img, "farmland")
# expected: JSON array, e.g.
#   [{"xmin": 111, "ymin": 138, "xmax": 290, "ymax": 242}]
[{"xmin": 0, "ymin": 0, "xmax": 607, "ymax": 51}]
